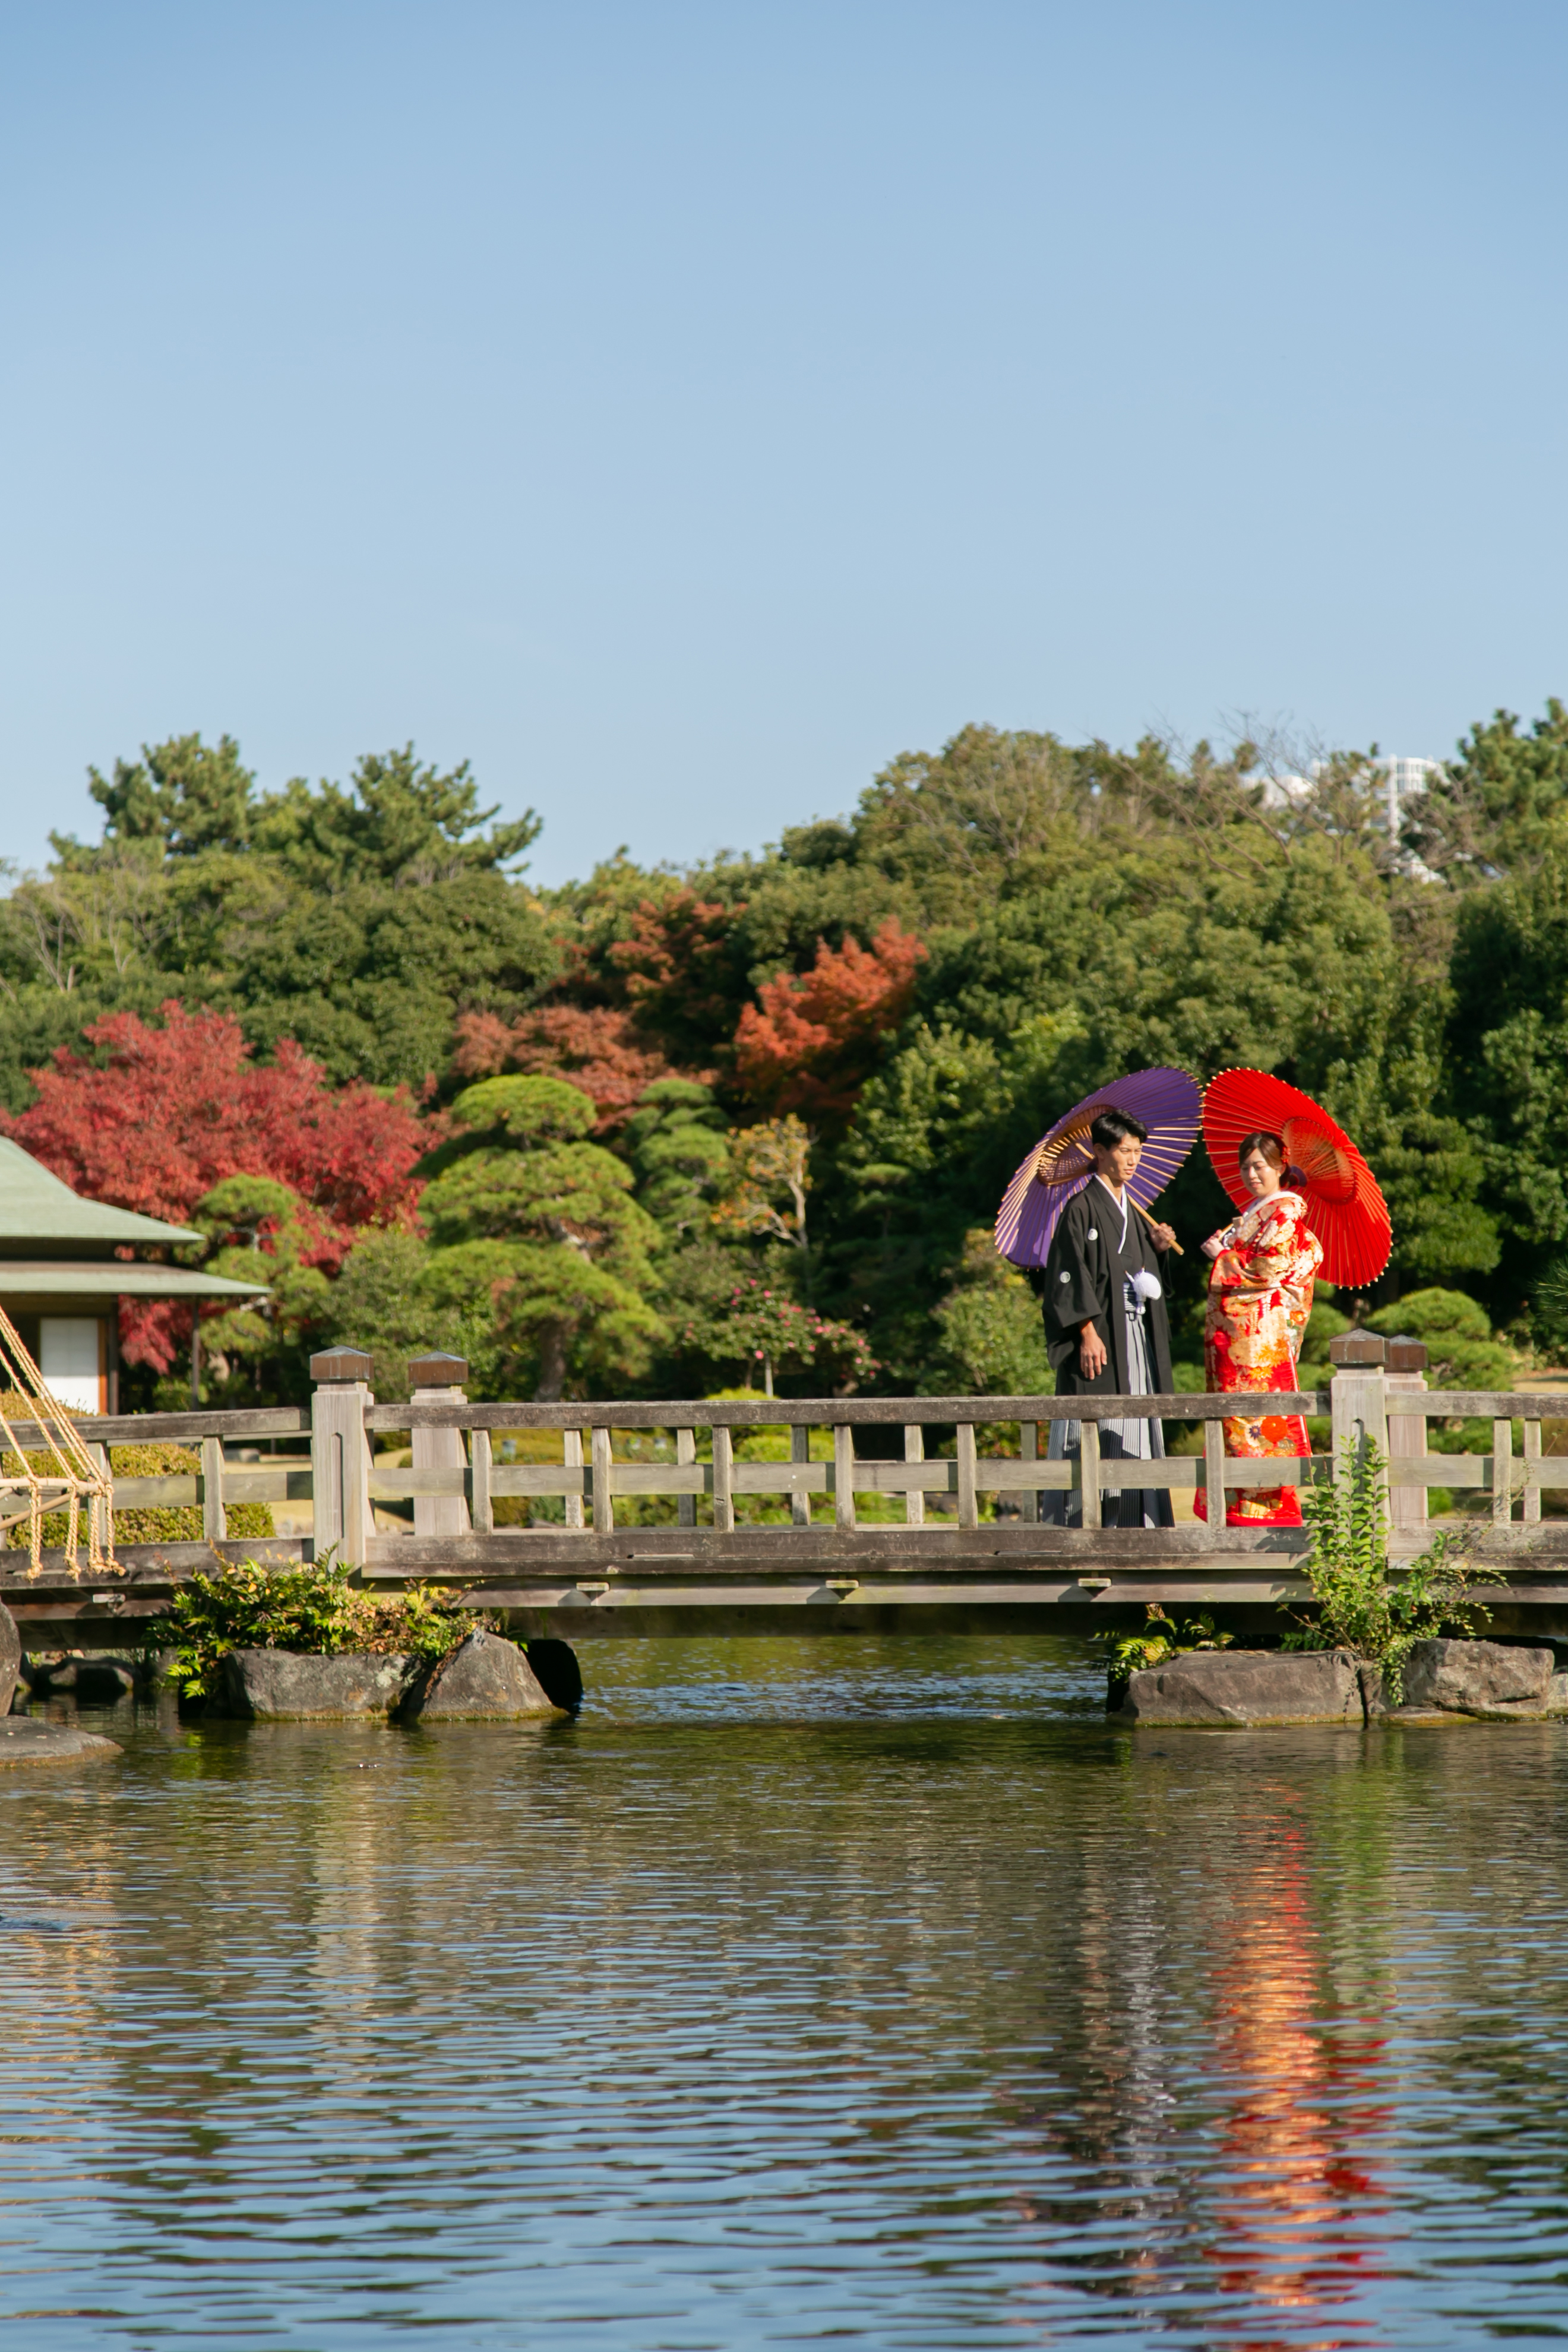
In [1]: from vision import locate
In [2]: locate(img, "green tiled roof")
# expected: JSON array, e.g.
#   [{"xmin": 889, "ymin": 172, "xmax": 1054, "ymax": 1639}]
[
  {"xmin": 0, "ymin": 1138, "xmax": 204, "ymax": 1246},
  {"xmin": 0, "ymin": 1263, "xmax": 268, "ymax": 1299}
]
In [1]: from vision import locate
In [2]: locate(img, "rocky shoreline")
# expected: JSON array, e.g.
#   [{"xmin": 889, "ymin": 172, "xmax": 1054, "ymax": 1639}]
[
  {"xmin": 2, "ymin": 1594, "xmax": 581, "ymax": 1740},
  {"xmin": 1113, "ymin": 1639, "xmax": 1568, "ymax": 1727},
  {"xmin": 217, "ymin": 1629, "xmax": 578, "ymax": 1721}
]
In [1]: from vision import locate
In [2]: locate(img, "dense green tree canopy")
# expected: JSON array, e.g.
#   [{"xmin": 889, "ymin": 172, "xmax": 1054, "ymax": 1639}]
[
  {"xmin": 4, "ymin": 705, "xmax": 1565, "ymax": 1402},
  {"xmin": 2, "ymin": 737, "xmax": 554, "ymax": 1097}
]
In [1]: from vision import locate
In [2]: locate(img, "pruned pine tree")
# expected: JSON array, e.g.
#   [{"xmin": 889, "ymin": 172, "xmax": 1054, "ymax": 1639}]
[{"xmin": 418, "ymin": 1075, "xmax": 665, "ymax": 1401}]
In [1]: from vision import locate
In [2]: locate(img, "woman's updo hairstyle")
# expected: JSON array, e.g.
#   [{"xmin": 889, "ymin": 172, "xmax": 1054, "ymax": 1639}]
[{"xmin": 1237, "ymin": 1129, "xmax": 1304, "ymax": 1188}]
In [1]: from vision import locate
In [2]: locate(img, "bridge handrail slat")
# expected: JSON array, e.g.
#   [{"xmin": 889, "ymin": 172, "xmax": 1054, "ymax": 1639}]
[{"xmin": 362, "ymin": 1391, "xmax": 1325, "ymax": 1433}]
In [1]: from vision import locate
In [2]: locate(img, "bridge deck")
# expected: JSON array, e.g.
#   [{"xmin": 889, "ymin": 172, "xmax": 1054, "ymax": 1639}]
[{"xmin": 2, "ymin": 1362, "xmax": 1567, "ymax": 1641}]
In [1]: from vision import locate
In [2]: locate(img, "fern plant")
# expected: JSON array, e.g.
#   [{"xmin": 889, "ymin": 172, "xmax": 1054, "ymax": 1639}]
[
  {"xmin": 1280, "ymin": 1439, "xmax": 1500, "ymax": 1702},
  {"xmin": 1096, "ymin": 1605, "xmax": 1234, "ymax": 1704}
]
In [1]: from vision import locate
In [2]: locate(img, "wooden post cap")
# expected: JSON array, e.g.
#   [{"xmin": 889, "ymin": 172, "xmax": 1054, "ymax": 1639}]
[
  {"xmin": 309, "ymin": 1346, "xmax": 374, "ymax": 1383},
  {"xmin": 1385, "ymin": 1336, "xmax": 1429, "ymax": 1372},
  {"xmin": 1329, "ymin": 1332, "xmax": 1386, "ymax": 1368},
  {"xmin": 409, "ymin": 1352, "xmax": 469, "ymax": 1389}
]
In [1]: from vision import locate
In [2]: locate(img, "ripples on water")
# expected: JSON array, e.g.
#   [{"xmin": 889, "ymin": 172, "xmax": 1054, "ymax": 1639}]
[{"xmin": 3, "ymin": 1634, "xmax": 1567, "ymax": 2349}]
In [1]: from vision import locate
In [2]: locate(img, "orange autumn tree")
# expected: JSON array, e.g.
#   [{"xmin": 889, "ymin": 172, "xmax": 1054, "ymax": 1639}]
[
  {"xmin": 452, "ymin": 1004, "xmax": 679, "ymax": 1134},
  {"xmin": 734, "ymin": 918, "xmax": 927, "ymax": 1124}
]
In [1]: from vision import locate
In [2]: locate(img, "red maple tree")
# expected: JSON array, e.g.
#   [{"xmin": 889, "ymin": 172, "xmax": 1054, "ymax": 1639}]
[
  {"xmin": 608, "ymin": 890, "xmax": 741, "ymax": 1066},
  {"xmin": 734, "ymin": 919, "xmax": 927, "ymax": 1121},
  {"xmin": 451, "ymin": 1004, "xmax": 683, "ymax": 1133},
  {"xmin": 4, "ymin": 1001, "xmax": 428, "ymax": 1370}
]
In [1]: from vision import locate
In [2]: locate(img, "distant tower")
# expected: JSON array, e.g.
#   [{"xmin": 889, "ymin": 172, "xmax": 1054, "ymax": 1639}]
[{"xmin": 1378, "ymin": 755, "xmax": 1444, "ymax": 841}]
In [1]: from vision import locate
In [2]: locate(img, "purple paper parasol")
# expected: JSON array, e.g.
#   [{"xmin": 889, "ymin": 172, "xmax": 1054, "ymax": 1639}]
[{"xmin": 994, "ymin": 1066, "xmax": 1202, "ymax": 1268}]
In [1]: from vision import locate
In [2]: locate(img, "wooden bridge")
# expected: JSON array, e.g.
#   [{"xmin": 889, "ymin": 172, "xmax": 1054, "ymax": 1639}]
[{"xmin": 5, "ymin": 1341, "xmax": 1568, "ymax": 1645}]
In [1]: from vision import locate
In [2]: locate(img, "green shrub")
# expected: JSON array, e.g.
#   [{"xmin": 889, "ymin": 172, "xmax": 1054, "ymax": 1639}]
[
  {"xmin": 924, "ymin": 1231, "xmax": 1049, "ymax": 1395},
  {"xmin": 1365, "ymin": 1289, "xmax": 1515, "ymax": 1389},
  {"xmin": 1280, "ymin": 1438, "xmax": 1501, "ymax": 1702},
  {"xmin": 1303, "ymin": 1300, "xmax": 1351, "ymax": 1356},
  {"xmin": 162, "ymin": 1556, "xmax": 482, "ymax": 1700}
]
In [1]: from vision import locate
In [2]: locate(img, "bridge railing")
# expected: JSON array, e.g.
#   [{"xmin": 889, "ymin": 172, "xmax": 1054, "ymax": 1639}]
[{"xmin": 7, "ymin": 1339, "xmax": 1568, "ymax": 1582}]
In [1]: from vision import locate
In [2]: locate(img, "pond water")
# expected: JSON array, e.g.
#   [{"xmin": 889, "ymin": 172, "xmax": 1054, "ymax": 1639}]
[{"xmin": 5, "ymin": 1634, "xmax": 1568, "ymax": 2350}]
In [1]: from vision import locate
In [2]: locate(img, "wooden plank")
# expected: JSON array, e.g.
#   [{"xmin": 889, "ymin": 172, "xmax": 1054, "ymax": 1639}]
[
  {"xmin": 219, "ymin": 1469, "xmax": 314, "ymax": 1503},
  {"xmin": 0, "ymin": 1520, "xmax": 1412, "ymax": 1584},
  {"xmin": 1019, "ymin": 1421, "xmax": 1038, "ymax": 1525},
  {"xmin": 87, "ymin": 1440, "xmax": 110, "ymax": 1553},
  {"xmin": 729, "ymin": 1462, "xmax": 827, "ymax": 1496},
  {"xmin": 110, "ymin": 1477, "xmax": 199, "ymax": 1507},
  {"xmin": 365, "ymin": 1390, "xmax": 1326, "ymax": 1433},
  {"xmin": 1079, "ymin": 1421, "xmax": 1101, "ymax": 1532},
  {"xmin": 1417, "ymin": 1393, "xmax": 1568, "ymax": 1417},
  {"xmin": 1494, "ymin": 1418, "xmax": 1513, "ymax": 1526},
  {"xmin": 956, "ymin": 1425, "xmax": 978, "ymax": 1530},
  {"xmin": 119, "ymin": 1453, "xmax": 1330, "ymax": 1508},
  {"xmin": 823, "ymin": 1453, "xmax": 925, "ymax": 1504},
  {"xmin": 608, "ymin": 1464, "xmax": 707, "ymax": 1496},
  {"xmin": 493, "ymin": 1465, "xmax": 586, "ymax": 1499},
  {"xmin": 564, "ymin": 1430, "xmax": 584, "ymax": 1531},
  {"xmin": 1386, "ymin": 1459, "xmax": 1489, "ymax": 1487},
  {"xmin": 834, "ymin": 1425, "xmax": 856, "ymax": 1531},
  {"xmin": 312, "ymin": 1377, "xmax": 371, "ymax": 1565},
  {"xmin": 10, "ymin": 1408, "xmax": 307, "ymax": 1447},
  {"xmin": 369, "ymin": 1469, "xmax": 468, "ymax": 1499},
  {"xmin": 201, "ymin": 1436, "xmax": 226, "ymax": 1543},
  {"xmin": 1524, "ymin": 1420, "xmax": 1542, "ymax": 1525},
  {"xmin": 592, "ymin": 1425, "xmax": 614, "ymax": 1537},
  {"xmin": 904, "ymin": 1424, "xmax": 924, "ymax": 1528},
  {"xmin": 1204, "ymin": 1421, "xmax": 1226, "ymax": 1531},
  {"xmin": 470, "ymin": 1428, "xmax": 493, "ymax": 1537},
  {"xmin": 1386, "ymin": 1373, "xmax": 1429, "ymax": 1532},
  {"xmin": 676, "ymin": 1428, "xmax": 697, "ymax": 1530},
  {"xmin": 1092, "ymin": 1458, "xmax": 1316, "ymax": 1491},
  {"xmin": 791, "ymin": 1425, "xmax": 811, "ymax": 1529},
  {"xmin": 712, "ymin": 1425, "xmax": 734, "ymax": 1534}
]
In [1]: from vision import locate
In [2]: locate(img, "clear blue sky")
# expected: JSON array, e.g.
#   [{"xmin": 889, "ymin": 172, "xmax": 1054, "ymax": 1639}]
[{"xmin": 2, "ymin": 1, "xmax": 1564, "ymax": 886}]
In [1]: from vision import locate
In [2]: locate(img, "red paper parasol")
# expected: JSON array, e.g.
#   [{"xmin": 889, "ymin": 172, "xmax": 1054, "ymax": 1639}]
[
  {"xmin": 994, "ymin": 1067, "xmax": 1202, "ymax": 1269},
  {"xmin": 1202, "ymin": 1068, "xmax": 1392, "ymax": 1287}
]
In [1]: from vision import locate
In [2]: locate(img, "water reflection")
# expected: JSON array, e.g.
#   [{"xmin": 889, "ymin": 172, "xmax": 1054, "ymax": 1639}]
[
  {"xmin": 1205, "ymin": 1812, "xmax": 1389, "ymax": 2328},
  {"xmin": 0, "ymin": 1648, "xmax": 1564, "ymax": 2348}
]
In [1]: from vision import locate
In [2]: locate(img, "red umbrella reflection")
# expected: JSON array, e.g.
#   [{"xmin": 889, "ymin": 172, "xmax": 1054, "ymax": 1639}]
[{"xmin": 1205, "ymin": 1818, "xmax": 1392, "ymax": 2325}]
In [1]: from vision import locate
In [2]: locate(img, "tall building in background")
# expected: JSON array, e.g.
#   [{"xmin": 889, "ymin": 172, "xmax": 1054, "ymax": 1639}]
[
  {"xmin": 1256, "ymin": 753, "xmax": 1444, "ymax": 877},
  {"xmin": 1379, "ymin": 755, "xmax": 1444, "ymax": 842}
]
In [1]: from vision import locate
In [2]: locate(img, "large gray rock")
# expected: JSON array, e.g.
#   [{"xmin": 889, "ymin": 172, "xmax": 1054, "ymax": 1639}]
[
  {"xmin": 26, "ymin": 1655, "xmax": 137, "ymax": 1702},
  {"xmin": 0, "ymin": 1716, "xmax": 119, "ymax": 1766},
  {"xmin": 403, "ymin": 1630, "xmax": 564, "ymax": 1720},
  {"xmin": 0, "ymin": 1604, "xmax": 18, "ymax": 1716},
  {"xmin": 1115, "ymin": 1648, "xmax": 1363, "ymax": 1725},
  {"xmin": 1399, "ymin": 1639, "xmax": 1555, "ymax": 1716},
  {"xmin": 74, "ymin": 1658, "xmax": 137, "ymax": 1703},
  {"xmin": 220, "ymin": 1648, "xmax": 412, "ymax": 1719}
]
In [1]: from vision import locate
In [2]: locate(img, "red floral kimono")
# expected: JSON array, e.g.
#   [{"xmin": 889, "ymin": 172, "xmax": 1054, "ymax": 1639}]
[{"xmin": 1193, "ymin": 1190, "xmax": 1323, "ymax": 1528}]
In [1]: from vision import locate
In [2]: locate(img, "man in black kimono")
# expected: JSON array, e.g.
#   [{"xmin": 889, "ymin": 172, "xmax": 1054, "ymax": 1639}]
[{"xmin": 1041, "ymin": 1107, "xmax": 1177, "ymax": 1529}]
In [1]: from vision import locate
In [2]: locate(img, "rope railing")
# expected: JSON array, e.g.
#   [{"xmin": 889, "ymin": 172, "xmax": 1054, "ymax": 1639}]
[{"xmin": 0, "ymin": 1303, "xmax": 115, "ymax": 1576}]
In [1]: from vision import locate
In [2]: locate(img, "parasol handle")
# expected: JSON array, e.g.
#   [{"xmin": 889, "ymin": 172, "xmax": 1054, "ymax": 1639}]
[{"xmin": 1133, "ymin": 1196, "xmax": 1184, "ymax": 1256}]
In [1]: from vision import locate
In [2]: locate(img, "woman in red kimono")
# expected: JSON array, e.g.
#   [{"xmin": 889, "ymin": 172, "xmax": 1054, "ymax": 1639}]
[{"xmin": 1193, "ymin": 1130, "xmax": 1323, "ymax": 1528}]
